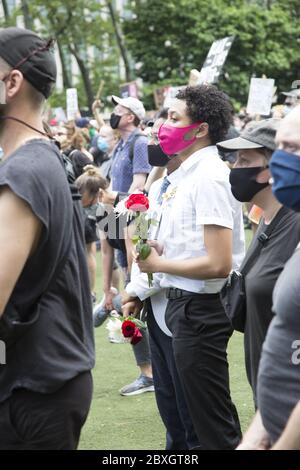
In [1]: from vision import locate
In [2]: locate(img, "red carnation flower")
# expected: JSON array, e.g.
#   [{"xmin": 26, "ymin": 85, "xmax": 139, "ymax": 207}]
[
  {"xmin": 125, "ymin": 194, "xmax": 149, "ymax": 212},
  {"xmin": 121, "ymin": 320, "xmax": 136, "ymax": 338},
  {"xmin": 130, "ymin": 327, "xmax": 143, "ymax": 345}
]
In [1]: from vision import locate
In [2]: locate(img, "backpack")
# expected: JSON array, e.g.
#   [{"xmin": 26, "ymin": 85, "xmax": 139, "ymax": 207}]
[{"xmin": 128, "ymin": 133, "xmax": 145, "ymax": 163}]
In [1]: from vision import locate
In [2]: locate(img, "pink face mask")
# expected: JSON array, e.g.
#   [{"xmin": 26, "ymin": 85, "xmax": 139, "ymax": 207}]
[{"xmin": 158, "ymin": 121, "xmax": 202, "ymax": 156}]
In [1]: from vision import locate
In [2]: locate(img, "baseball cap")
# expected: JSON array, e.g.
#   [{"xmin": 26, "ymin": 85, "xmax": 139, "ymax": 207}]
[
  {"xmin": 281, "ymin": 89, "xmax": 300, "ymax": 98},
  {"xmin": 75, "ymin": 117, "xmax": 90, "ymax": 128},
  {"xmin": 112, "ymin": 95, "xmax": 146, "ymax": 121},
  {"xmin": 0, "ymin": 27, "xmax": 56, "ymax": 98},
  {"xmin": 217, "ymin": 118, "xmax": 281, "ymax": 152}
]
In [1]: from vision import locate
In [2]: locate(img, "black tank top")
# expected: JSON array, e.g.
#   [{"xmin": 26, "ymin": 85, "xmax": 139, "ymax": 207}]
[{"xmin": 0, "ymin": 139, "xmax": 94, "ymax": 402}]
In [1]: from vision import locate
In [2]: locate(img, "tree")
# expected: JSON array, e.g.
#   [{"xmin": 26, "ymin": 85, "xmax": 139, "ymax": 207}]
[
  {"xmin": 123, "ymin": 0, "xmax": 300, "ymax": 108},
  {"xmin": 106, "ymin": 0, "xmax": 132, "ymax": 82},
  {"xmin": 27, "ymin": 0, "xmax": 121, "ymax": 112},
  {"xmin": 1, "ymin": 0, "xmax": 9, "ymax": 22},
  {"xmin": 20, "ymin": 0, "xmax": 33, "ymax": 30}
]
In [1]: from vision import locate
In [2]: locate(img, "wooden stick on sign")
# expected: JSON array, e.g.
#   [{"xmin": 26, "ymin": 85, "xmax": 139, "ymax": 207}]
[{"xmin": 95, "ymin": 80, "xmax": 104, "ymax": 100}]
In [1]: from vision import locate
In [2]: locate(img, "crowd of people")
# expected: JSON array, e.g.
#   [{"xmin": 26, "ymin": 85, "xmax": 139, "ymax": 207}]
[{"xmin": 0, "ymin": 26, "xmax": 300, "ymax": 451}]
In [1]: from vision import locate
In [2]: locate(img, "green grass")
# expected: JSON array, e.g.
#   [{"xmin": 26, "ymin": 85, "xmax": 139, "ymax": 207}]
[{"xmin": 79, "ymin": 230, "xmax": 254, "ymax": 450}]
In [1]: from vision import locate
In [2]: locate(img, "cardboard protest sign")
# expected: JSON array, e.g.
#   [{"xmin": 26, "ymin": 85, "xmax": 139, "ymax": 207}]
[
  {"xmin": 120, "ymin": 81, "xmax": 138, "ymax": 99},
  {"xmin": 66, "ymin": 88, "xmax": 78, "ymax": 121},
  {"xmin": 198, "ymin": 36, "xmax": 234, "ymax": 84},
  {"xmin": 246, "ymin": 78, "xmax": 275, "ymax": 116}
]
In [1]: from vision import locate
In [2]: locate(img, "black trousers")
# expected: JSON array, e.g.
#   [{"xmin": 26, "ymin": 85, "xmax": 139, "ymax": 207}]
[
  {"xmin": 147, "ymin": 300, "xmax": 199, "ymax": 450},
  {"xmin": 0, "ymin": 371, "xmax": 93, "ymax": 450},
  {"xmin": 165, "ymin": 293, "xmax": 242, "ymax": 450}
]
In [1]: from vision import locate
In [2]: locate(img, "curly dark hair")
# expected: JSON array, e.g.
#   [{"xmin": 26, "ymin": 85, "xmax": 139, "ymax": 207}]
[{"xmin": 176, "ymin": 85, "xmax": 233, "ymax": 144}]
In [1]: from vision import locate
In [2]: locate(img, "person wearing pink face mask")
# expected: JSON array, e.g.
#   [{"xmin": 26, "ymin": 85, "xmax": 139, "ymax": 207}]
[{"xmin": 135, "ymin": 85, "xmax": 245, "ymax": 449}]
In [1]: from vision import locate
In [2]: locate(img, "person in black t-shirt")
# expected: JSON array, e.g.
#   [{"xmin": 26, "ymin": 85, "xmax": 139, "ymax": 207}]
[
  {"xmin": 0, "ymin": 27, "xmax": 94, "ymax": 450},
  {"xmin": 218, "ymin": 119, "xmax": 300, "ymax": 406}
]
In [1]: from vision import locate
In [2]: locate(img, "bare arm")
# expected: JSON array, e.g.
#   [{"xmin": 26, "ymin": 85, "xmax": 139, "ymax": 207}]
[
  {"xmin": 236, "ymin": 411, "xmax": 270, "ymax": 450},
  {"xmin": 128, "ymin": 173, "xmax": 147, "ymax": 193},
  {"xmin": 100, "ymin": 233, "xmax": 115, "ymax": 310},
  {"xmin": 136, "ymin": 225, "xmax": 232, "ymax": 279},
  {"xmin": 271, "ymin": 402, "xmax": 300, "ymax": 450},
  {"xmin": 144, "ymin": 167, "xmax": 165, "ymax": 193},
  {"xmin": 0, "ymin": 187, "xmax": 42, "ymax": 316},
  {"xmin": 92, "ymin": 100, "xmax": 105, "ymax": 130},
  {"xmin": 124, "ymin": 222, "xmax": 135, "ymax": 274}
]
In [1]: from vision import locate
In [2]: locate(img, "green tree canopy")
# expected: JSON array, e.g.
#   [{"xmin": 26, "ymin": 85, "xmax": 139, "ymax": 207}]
[{"xmin": 124, "ymin": 0, "xmax": 300, "ymax": 108}]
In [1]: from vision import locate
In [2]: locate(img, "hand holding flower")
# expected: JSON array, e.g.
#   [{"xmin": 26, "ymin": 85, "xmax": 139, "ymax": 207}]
[
  {"xmin": 122, "ymin": 299, "xmax": 143, "ymax": 318},
  {"xmin": 147, "ymin": 240, "xmax": 164, "ymax": 256},
  {"xmin": 135, "ymin": 246, "xmax": 163, "ymax": 273}
]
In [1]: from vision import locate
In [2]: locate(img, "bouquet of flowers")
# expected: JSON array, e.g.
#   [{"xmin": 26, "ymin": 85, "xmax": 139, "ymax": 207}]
[
  {"xmin": 106, "ymin": 313, "xmax": 145, "ymax": 345},
  {"xmin": 114, "ymin": 192, "xmax": 158, "ymax": 287}
]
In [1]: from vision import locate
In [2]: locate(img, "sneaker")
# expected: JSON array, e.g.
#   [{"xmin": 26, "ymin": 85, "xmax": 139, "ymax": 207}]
[
  {"xmin": 108, "ymin": 335, "xmax": 125, "ymax": 344},
  {"xmin": 119, "ymin": 374, "xmax": 155, "ymax": 396},
  {"xmin": 93, "ymin": 301, "xmax": 109, "ymax": 327}
]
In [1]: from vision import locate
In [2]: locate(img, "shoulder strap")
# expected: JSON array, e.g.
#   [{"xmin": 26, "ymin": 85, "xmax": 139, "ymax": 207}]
[
  {"xmin": 128, "ymin": 133, "xmax": 144, "ymax": 163},
  {"xmin": 241, "ymin": 206, "xmax": 289, "ymax": 276}
]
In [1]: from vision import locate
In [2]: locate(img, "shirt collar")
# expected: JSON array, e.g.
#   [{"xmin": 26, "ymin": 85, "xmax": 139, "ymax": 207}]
[
  {"xmin": 180, "ymin": 145, "xmax": 218, "ymax": 173},
  {"xmin": 167, "ymin": 166, "xmax": 182, "ymax": 185}
]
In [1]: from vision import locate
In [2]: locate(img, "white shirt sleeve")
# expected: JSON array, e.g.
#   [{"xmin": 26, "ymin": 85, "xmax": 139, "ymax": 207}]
[
  {"xmin": 193, "ymin": 176, "xmax": 234, "ymax": 229},
  {"xmin": 126, "ymin": 261, "xmax": 163, "ymax": 301}
]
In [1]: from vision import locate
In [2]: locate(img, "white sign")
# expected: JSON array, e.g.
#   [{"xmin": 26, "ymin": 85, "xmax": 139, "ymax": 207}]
[
  {"xmin": 198, "ymin": 36, "xmax": 235, "ymax": 84},
  {"xmin": 163, "ymin": 86, "xmax": 185, "ymax": 108},
  {"xmin": 246, "ymin": 78, "xmax": 275, "ymax": 116},
  {"xmin": 66, "ymin": 88, "xmax": 78, "ymax": 121}
]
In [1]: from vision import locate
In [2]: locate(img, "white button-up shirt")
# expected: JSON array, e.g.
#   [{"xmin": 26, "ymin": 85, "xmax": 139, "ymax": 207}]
[{"xmin": 160, "ymin": 145, "xmax": 245, "ymax": 294}]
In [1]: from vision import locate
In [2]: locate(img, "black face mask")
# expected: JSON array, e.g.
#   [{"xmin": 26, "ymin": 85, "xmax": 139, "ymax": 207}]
[
  {"xmin": 110, "ymin": 113, "xmax": 121, "ymax": 130},
  {"xmin": 147, "ymin": 144, "xmax": 170, "ymax": 167},
  {"xmin": 229, "ymin": 166, "xmax": 269, "ymax": 202}
]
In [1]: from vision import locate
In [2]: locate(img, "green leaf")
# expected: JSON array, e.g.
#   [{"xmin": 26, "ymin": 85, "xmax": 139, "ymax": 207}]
[
  {"xmin": 131, "ymin": 235, "xmax": 140, "ymax": 245},
  {"xmin": 139, "ymin": 243, "xmax": 151, "ymax": 260},
  {"xmin": 147, "ymin": 219, "xmax": 159, "ymax": 226}
]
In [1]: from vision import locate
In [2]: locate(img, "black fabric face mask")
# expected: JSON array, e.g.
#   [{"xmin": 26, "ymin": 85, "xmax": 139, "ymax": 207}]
[
  {"xmin": 229, "ymin": 166, "xmax": 269, "ymax": 202},
  {"xmin": 110, "ymin": 113, "xmax": 121, "ymax": 130},
  {"xmin": 147, "ymin": 144, "xmax": 170, "ymax": 167}
]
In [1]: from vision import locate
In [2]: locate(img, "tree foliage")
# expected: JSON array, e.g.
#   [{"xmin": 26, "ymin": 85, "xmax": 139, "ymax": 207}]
[
  {"xmin": 124, "ymin": 0, "xmax": 300, "ymax": 108},
  {"xmin": 1, "ymin": 0, "xmax": 299, "ymax": 111}
]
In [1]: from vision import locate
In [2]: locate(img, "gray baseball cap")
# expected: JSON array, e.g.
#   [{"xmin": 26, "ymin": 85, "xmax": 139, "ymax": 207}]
[
  {"xmin": 217, "ymin": 118, "xmax": 281, "ymax": 152},
  {"xmin": 112, "ymin": 95, "xmax": 146, "ymax": 121},
  {"xmin": 281, "ymin": 89, "xmax": 300, "ymax": 98}
]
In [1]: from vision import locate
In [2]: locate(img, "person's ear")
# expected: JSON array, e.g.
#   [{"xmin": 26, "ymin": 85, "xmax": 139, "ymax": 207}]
[
  {"xmin": 127, "ymin": 113, "xmax": 135, "ymax": 124},
  {"xmin": 195, "ymin": 122, "xmax": 209, "ymax": 139},
  {"xmin": 6, "ymin": 70, "xmax": 23, "ymax": 99},
  {"xmin": 256, "ymin": 168, "xmax": 270, "ymax": 184}
]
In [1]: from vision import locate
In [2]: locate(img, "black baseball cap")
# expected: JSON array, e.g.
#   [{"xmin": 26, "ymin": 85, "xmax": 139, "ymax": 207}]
[{"xmin": 0, "ymin": 27, "xmax": 57, "ymax": 98}]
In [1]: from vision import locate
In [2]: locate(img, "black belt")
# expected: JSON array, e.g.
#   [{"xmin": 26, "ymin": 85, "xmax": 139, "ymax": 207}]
[{"xmin": 166, "ymin": 287, "xmax": 220, "ymax": 300}]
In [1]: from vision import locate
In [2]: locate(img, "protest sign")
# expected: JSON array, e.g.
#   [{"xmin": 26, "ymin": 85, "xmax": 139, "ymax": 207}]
[
  {"xmin": 246, "ymin": 78, "xmax": 275, "ymax": 116},
  {"xmin": 120, "ymin": 81, "xmax": 139, "ymax": 99},
  {"xmin": 66, "ymin": 88, "xmax": 78, "ymax": 121},
  {"xmin": 198, "ymin": 36, "xmax": 234, "ymax": 84}
]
